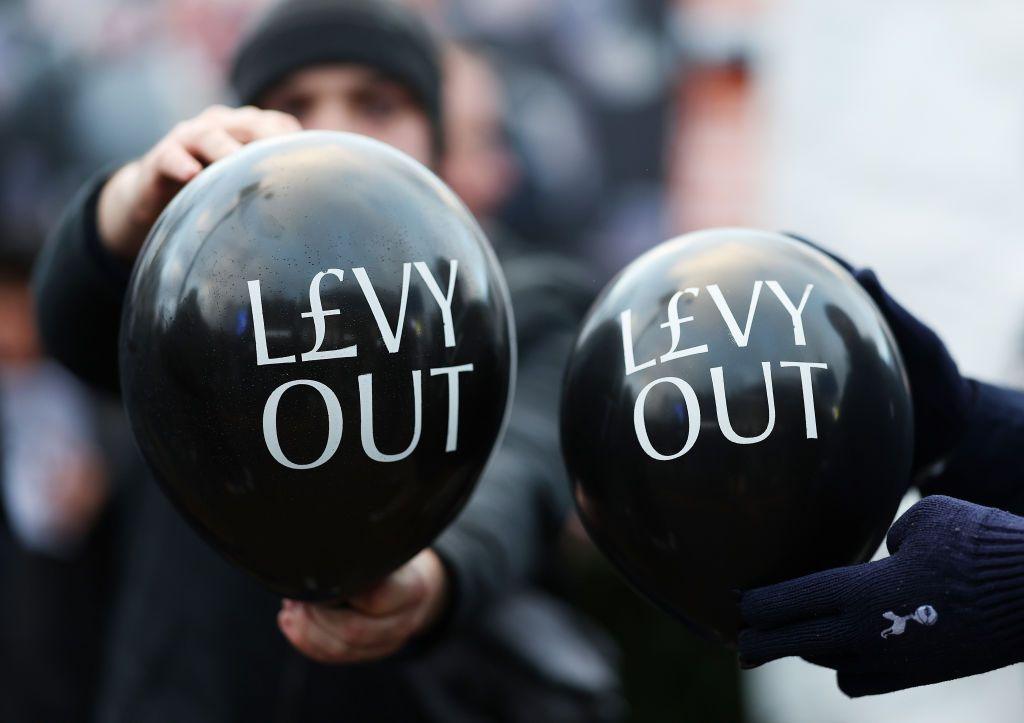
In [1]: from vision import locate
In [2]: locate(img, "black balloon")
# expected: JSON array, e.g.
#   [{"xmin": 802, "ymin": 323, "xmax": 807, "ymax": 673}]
[
  {"xmin": 120, "ymin": 131, "xmax": 514, "ymax": 601},
  {"xmin": 561, "ymin": 229, "xmax": 913, "ymax": 644}
]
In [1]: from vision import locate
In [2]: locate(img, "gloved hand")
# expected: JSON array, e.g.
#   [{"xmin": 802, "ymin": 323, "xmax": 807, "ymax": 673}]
[
  {"xmin": 738, "ymin": 495, "xmax": 1024, "ymax": 696},
  {"xmin": 785, "ymin": 233, "xmax": 972, "ymax": 477}
]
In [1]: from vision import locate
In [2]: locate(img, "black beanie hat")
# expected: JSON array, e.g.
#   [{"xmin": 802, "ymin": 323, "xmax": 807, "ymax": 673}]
[{"xmin": 228, "ymin": 0, "xmax": 443, "ymax": 152}]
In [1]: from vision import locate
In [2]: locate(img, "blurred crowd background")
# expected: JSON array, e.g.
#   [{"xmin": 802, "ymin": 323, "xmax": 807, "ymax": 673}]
[{"xmin": 3, "ymin": 0, "xmax": 1024, "ymax": 720}]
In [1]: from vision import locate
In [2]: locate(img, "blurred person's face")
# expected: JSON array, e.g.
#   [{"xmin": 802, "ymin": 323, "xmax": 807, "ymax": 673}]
[
  {"xmin": 0, "ymin": 279, "xmax": 40, "ymax": 365},
  {"xmin": 441, "ymin": 48, "xmax": 518, "ymax": 219},
  {"xmin": 258, "ymin": 64, "xmax": 433, "ymax": 166}
]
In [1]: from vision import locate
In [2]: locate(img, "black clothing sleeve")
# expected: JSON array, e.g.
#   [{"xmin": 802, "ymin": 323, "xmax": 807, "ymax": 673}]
[
  {"xmin": 32, "ymin": 171, "xmax": 129, "ymax": 394},
  {"xmin": 920, "ymin": 380, "xmax": 1024, "ymax": 516},
  {"xmin": 432, "ymin": 252, "xmax": 594, "ymax": 625}
]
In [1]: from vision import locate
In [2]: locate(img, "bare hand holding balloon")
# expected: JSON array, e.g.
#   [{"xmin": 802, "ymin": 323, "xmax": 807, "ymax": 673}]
[
  {"xmin": 279, "ymin": 549, "xmax": 449, "ymax": 664},
  {"xmin": 97, "ymin": 104, "xmax": 302, "ymax": 259}
]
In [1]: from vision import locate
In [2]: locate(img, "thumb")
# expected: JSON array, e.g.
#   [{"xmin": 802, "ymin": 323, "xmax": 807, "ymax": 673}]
[
  {"xmin": 837, "ymin": 669, "xmax": 895, "ymax": 698},
  {"xmin": 885, "ymin": 495, "xmax": 964, "ymax": 554}
]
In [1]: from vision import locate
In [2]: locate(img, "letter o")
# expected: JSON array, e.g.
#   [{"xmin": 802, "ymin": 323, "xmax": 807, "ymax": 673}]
[
  {"xmin": 633, "ymin": 376, "xmax": 701, "ymax": 461},
  {"xmin": 263, "ymin": 379, "xmax": 343, "ymax": 469}
]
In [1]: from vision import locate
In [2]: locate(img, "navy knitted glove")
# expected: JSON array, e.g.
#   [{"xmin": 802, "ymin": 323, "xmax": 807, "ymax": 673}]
[
  {"xmin": 785, "ymin": 233, "xmax": 972, "ymax": 477},
  {"xmin": 788, "ymin": 233, "xmax": 1024, "ymax": 514},
  {"xmin": 739, "ymin": 495, "xmax": 1024, "ymax": 697}
]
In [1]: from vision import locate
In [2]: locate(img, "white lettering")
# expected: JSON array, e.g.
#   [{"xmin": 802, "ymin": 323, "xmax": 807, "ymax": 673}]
[
  {"xmin": 780, "ymin": 361, "xmax": 829, "ymax": 438},
  {"xmin": 358, "ymin": 371, "xmax": 423, "ymax": 462},
  {"xmin": 633, "ymin": 376, "xmax": 701, "ymax": 460},
  {"xmin": 353, "ymin": 264, "xmax": 412, "ymax": 353},
  {"xmin": 621, "ymin": 309, "xmax": 657, "ymax": 375},
  {"xmin": 263, "ymin": 379, "xmax": 343, "ymax": 469},
  {"xmin": 300, "ymin": 269, "xmax": 357, "ymax": 362},
  {"xmin": 247, "ymin": 279, "xmax": 297, "ymax": 365},
  {"xmin": 659, "ymin": 288, "xmax": 709, "ymax": 363},
  {"xmin": 710, "ymin": 362, "xmax": 776, "ymax": 444},
  {"xmin": 766, "ymin": 281, "xmax": 813, "ymax": 346},
  {"xmin": 414, "ymin": 260, "xmax": 458, "ymax": 348},
  {"xmin": 707, "ymin": 282, "xmax": 762, "ymax": 348},
  {"xmin": 430, "ymin": 364, "xmax": 474, "ymax": 452}
]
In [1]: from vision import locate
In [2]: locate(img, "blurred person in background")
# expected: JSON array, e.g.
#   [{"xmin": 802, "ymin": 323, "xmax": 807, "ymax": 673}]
[
  {"xmin": 431, "ymin": 0, "xmax": 675, "ymax": 275},
  {"xmin": 33, "ymin": 0, "xmax": 620, "ymax": 720},
  {"xmin": 440, "ymin": 45, "xmax": 520, "ymax": 226},
  {"xmin": 0, "ymin": 239, "xmax": 118, "ymax": 723},
  {"xmin": 0, "ymin": 249, "xmax": 107, "ymax": 564},
  {"xmin": 0, "ymin": 68, "xmax": 137, "ymax": 722}
]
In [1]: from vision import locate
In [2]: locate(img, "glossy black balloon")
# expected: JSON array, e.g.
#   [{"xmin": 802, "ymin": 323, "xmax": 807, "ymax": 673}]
[
  {"xmin": 561, "ymin": 229, "xmax": 913, "ymax": 644},
  {"xmin": 120, "ymin": 131, "xmax": 514, "ymax": 601}
]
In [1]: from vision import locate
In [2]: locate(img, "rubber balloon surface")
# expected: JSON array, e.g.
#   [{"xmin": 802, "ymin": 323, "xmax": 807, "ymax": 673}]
[
  {"xmin": 561, "ymin": 228, "xmax": 912, "ymax": 644},
  {"xmin": 120, "ymin": 131, "xmax": 514, "ymax": 601}
]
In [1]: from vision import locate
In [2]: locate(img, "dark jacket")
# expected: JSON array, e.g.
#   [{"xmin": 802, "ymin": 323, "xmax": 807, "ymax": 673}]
[{"xmin": 33, "ymin": 174, "xmax": 619, "ymax": 722}]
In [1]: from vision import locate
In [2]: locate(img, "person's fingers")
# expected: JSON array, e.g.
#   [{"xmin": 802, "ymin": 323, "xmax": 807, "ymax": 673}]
[
  {"xmin": 151, "ymin": 105, "xmax": 300, "ymax": 181},
  {"xmin": 885, "ymin": 495, "xmax": 968, "ymax": 554},
  {"xmin": 183, "ymin": 127, "xmax": 244, "ymax": 165},
  {"xmin": 149, "ymin": 140, "xmax": 203, "ymax": 184},
  {"xmin": 838, "ymin": 664, "xmax": 958, "ymax": 698},
  {"xmin": 263, "ymin": 109, "xmax": 303, "ymax": 133},
  {"xmin": 740, "ymin": 566, "xmax": 855, "ymax": 629},
  {"xmin": 326, "ymin": 639, "xmax": 403, "ymax": 663},
  {"xmin": 800, "ymin": 653, "xmax": 845, "ymax": 671},
  {"xmin": 837, "ymin": 669, "xmax": 901, "ymax": 697},
  {"xmin": 278, "ymin": 602, "xmax": 406, "ymax": 664},
  {"xmin": 885, "ymin": 498, "xmax": 930, "ymax": 554},
  {"xmin": 349, "ymin": 557, "xmax": 431, "ymax": 617},
  {"xmin": 96, "ymin": 103, "xmax": 292, "ymax": 258},
  {"xmin": 228, "ymin": 106, "xmax": 302, "ymax": 140},
  {"xmin": 278, "ymin": 601, "xmax": 349, "ymax": 663},
  {"xmin": 306, "ymin": 602, "xmax": 417, "ymax": 650},
  {"xmin": 738, "ymin": 617, "xmax": 852, "ymax": 668}
]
